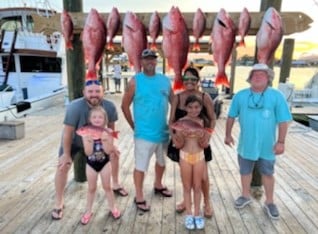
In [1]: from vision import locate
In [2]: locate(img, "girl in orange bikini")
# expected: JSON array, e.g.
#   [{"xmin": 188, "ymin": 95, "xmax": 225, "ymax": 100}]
[{"xmin": 172, "ymin": 95, "xmax": 209, "ymax": 230}]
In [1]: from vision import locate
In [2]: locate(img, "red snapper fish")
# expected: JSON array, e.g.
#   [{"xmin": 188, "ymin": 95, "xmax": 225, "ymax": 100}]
[
  {"xmin": 162, "ymin": 6, "xmax": 190, "ymax": 90},
  {"xmin": 237, "ymin": 7, "xmax": 251, "ymax": 47},
  {"xmin": 192, "ymin": 8, "xmax": 206, "ymax": 52},
  {"xmin": 148, "ymin": 11, "xmax": 161, "ymax": 50},
  {"xmin": 170, "ymin": 119, "xmax": 213, "ymax": 135},
  {"xmin": 61, "ymin": 10, "xmax": 74, "ymax": 50},
  {"xmin": 76, "ymin": 125, "xmax": 119, "ymax": 140},
  {"xmin": 256, "ymin": 7, "xmax": 283, "ymax": 65},
  {"xmin": 122, "ymin": 11, "xmax": 147, "ymax": 73},
  {"xmin": 82, "ymin": 8, "xmax": 107, "ymax": 79},
  {"xmin": 106, "ymin": 7, "xmax": 121, "ymax": 51},
  {"xmin": 210, "ymin": 8, "xmax": 236, "ymax": 88}
]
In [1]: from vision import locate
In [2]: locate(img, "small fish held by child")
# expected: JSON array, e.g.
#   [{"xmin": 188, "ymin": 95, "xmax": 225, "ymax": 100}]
[{"xmin": 76, "ymin": 125, "xmax": 119, "ymax": 140}]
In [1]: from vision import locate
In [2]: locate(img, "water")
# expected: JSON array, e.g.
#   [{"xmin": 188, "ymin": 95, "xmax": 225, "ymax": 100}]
[{"xmin": 200, "ymin": 65, "xmax": 318, "ymax": 94}]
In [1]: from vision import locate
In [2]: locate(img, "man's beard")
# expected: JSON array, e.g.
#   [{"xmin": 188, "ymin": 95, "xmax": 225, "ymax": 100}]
[{"xmin": 86, "ymin": 97, "xmax": 101, "ymax": 106}]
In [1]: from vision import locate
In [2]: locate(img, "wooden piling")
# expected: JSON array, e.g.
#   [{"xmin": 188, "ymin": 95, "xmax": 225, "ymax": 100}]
[{"xmin": 63, "ymin": 0, "xmax": 86, "ymax": 182}]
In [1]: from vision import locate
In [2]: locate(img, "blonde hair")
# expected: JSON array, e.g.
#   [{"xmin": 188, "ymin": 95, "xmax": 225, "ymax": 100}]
[{"xmin": 88, "ymin": 106, "xmax": 108, "ymax": 125}]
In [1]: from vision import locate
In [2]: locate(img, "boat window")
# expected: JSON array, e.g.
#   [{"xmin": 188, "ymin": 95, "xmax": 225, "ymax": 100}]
[
  {"xmin": 19, "ymin": 56, "xmax": 61, "ymax": 73},
  {"xmin": 0, "ymin": 19, "xmax": 22, "ymax": 31},
  {"xmin": 1, "ymin": 56, "xmax": 16, "ymax": 72},
  {"xmin": 0, "ymin": 16, "xmax": 34, "ymax": 32}
]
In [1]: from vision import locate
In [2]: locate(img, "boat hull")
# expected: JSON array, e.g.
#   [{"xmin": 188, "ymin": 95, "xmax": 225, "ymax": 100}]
[{"xmin": 0, "ymin": 89, "xmax": 64, "ymax": 121}]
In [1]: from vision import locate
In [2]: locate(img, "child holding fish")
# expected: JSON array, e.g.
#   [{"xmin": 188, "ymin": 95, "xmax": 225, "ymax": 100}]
[
  {"xmin": 171, "ymin": 95, "xmax": 213, "ymax": 230},
  {"xmin": 77, "ymin": 106, "xmax": 121, "ymax": 224}
]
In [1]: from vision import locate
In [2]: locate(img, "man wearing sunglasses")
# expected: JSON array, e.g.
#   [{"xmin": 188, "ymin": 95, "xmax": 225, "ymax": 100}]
[
  {"xmin": 122, "ymin": 49, "xmax": 173, "ymax": 212},
  {"xmin": 52, "ymin": 79, "xmax": 127, "ymax": 220},
  {"xmin": 224, "ymin": 63, "xmax": 292, "ymax": 220}
]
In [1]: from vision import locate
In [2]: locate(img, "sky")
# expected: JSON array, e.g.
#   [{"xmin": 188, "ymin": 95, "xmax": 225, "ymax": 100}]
[{"xmin": 2, "ymin": 0, "xmax": 318, "ymax": 43}]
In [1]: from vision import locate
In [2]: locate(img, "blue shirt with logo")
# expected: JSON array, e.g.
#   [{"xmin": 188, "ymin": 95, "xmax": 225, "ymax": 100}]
[{"xmin": 228, "ymin": 87, "xmax": 292, "ymax": 160}]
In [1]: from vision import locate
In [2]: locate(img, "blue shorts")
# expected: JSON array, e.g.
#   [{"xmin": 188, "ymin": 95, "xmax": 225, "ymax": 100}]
[{"xmin": 238, "ymin": 155, "xmax": 275, "ymax": 176}]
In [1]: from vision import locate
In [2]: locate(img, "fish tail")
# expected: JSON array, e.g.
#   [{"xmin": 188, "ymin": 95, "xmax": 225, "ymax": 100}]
[
  {"xmin": 238, "ymin": 39, "xmax": 246, "ymax": 47},
  {"xmin": 150, "ymin": 42, "xmax": 157, "ymax": 51},
  {"xmin": 86, "ymin": 70, "xmax": 97, "ymax": 79},
  {"xmin": 66, "ymin": 41, "xmax": 73, "ymax": 50},
  {"xmin": 173, "ymin": 79, "xmax": 184, "ymax": 91},
  {"xmin": 112, "ymin": 131, "xmax": 119, "ymax": 139},
  {"xmin": 215, "ymin": 73, "xmax": 230, "ymax": 88},
  {"xmin": 192, "ymin": 43, "xmax": 201, "ymax": 52},
  {"xmin": 107, "ymin": 42, "xmax": 114, "ymax": 51},
  {"xmin": 205, "ymin": 128, "xmax": 214, "ymax": 134}
]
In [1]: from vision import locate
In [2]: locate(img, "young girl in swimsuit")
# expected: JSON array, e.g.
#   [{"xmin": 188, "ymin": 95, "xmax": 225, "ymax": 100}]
[
  {"xmin": 80, "ymin": 106, "xmax": 121, "ymax": 224},
  {"xmin": 172, "ymin": 95, "xmax": 208, "ymax": 230}
]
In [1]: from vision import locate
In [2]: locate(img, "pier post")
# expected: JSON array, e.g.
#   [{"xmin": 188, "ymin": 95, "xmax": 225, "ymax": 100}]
[
  {"xmin": 250, "ymin": 0, "xmax": 283, "ymax": 194},
  {"xmin": 63, "ymin": 0, "xmax": 86, "ymax": 182},
  {"xmin": 279, "ymin": 38, "xmax": 294, "ymax": 83}
]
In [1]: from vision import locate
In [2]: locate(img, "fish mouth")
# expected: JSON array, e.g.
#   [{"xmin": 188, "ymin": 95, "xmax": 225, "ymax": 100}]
[{"xmin": 265, "ymin": 21, "xmax": 276, "ymax": 30}]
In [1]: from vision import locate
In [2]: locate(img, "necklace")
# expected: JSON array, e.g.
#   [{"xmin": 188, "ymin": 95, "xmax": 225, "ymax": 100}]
[{"xmin": 248, "ymin": 90, "xmax": 265, "ymax": 109}]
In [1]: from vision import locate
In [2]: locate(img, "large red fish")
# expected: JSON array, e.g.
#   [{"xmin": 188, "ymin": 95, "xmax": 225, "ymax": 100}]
[
  {"xmin": 256, "ymin": 7, "xmax": 283, "ymax": 65},
  {"xmin": 237, "ymin": 7, "xmax": 251, "ymax": 47},
  {"xmin": 170, "ymin": 119, "xmax": 213, "ymax": 135},
  {"xmin": 61, "ymin": 10, "xmax": 74, "ymax": 50},
  {"xmin": 122, "ymin": 11, "xmax": 147, "ymax": 73},
  {"xmin": 148, "ymin": 11, "xmax": 161, "ymax": 51},
  {"xmin": 162, "ymin": 6, "xmax": 189, "ymax": 90},
  {"xmin": 106, "ymin": 7, "xmax": 121, "ymax": 51},
  {"xmin": 82, "ymin": 8, "xmax": 107, "ymax": 79},
  {"xmin": 192, "ymin": 8, "xmax": 206, "ymax": 52},
  {"xmin": 210, "ymin": 8, "xmax": 236, "ymax": 88},
  {"xmin": 76, "ymin": 125, "xmax": 119, "ymax": 140}
]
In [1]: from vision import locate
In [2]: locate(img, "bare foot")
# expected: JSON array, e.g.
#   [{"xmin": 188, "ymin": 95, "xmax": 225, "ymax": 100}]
[
  {"xmin": 204, "ymin": 203, "xmax": 214, "ymax": 218},
  {"xmin": 176, "ymin": 201, "xmax": 186, "ymax": 213}
]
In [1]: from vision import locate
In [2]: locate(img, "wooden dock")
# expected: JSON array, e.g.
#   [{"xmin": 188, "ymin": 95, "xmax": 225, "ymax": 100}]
[{"xmin": 0, "ymin": 94, "xmax": 318, "ymax": 234}]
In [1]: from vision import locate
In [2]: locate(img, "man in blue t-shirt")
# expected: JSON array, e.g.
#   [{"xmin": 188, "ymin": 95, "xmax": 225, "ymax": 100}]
[
  {"xmin": 225, "ymin": 63, "xmax": 292, "ymax": 220},
  {"xmin": 122, "ymin": 49, "xmax": 173, "ymax": 212}
]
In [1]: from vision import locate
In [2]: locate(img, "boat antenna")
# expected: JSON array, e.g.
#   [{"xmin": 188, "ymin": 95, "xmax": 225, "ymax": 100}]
[{"xmin": 35, "ymin": 0, "xmax": 54, "ymax": 18}]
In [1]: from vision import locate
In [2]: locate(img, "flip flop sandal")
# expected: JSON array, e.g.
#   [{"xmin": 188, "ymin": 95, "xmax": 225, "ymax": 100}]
[
  {"xmin": 113, "ymin": 187, "xmax": 128, "ymax": 197},
  {"xmin": 154, "ymin": 187, "xmax": 172, "ymax": 197},
  {"xmin": 134, "ymin": 198, "xmax": 150, "ymax": 212},
  {"xmin": 51, "ymin": 208, "xmax": 63, "ymax": 220},
  {"xmin": 81, "ymin": 212, "xmax": 93, "ymax": 225}
]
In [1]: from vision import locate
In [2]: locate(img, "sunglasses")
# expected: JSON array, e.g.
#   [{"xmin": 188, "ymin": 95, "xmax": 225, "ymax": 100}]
[
  {"xmin": 85, "ymin": 80, "xmax": 101, "ymax": 86},
  {"xmin": 182, "ymin": 76, "xmax": 199, "ymax": 82},
  {"xmin": 141, "ymin": 49, "xmax": 157, "ymax": 58}
]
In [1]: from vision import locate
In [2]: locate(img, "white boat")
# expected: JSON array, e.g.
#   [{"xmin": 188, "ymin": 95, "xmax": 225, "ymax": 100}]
[
  {"xmin": 0, "ymin": 2, "xmax": 65, "ymax": 121},
  {"xmin": 308, "ymin": 115, "xmax": 318, "ymax": 131},
  {"xmin": 279, "ymin": 73, "xmax": 318, "ymax": 126}
]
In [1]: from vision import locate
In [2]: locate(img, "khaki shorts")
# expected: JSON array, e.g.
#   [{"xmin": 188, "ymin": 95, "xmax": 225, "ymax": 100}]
[{"xmin": 134, "ymin": 138, "xmax": 168, "ymax": 172}]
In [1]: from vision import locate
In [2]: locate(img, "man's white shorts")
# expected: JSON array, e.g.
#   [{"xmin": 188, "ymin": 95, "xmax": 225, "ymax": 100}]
[{"xmin": 134, "ymin": 138, "xmax": 168, "ymax": 172}]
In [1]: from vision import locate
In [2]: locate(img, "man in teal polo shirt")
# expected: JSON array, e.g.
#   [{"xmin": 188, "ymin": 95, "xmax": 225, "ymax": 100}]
[{"xmin": 225, "ymin": 63, "xmax": 292, "ymax": 220}]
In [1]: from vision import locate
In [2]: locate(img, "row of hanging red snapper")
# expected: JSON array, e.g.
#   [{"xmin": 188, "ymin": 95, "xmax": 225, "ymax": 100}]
[{"xmin": 61, "ymin": 6, "xmax": 283, "ymax": 90}]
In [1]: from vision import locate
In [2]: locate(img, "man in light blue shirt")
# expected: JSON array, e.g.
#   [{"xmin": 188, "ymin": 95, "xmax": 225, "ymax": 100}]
[
  {"xmin": 225, "ymin": 63, "xmax": 292, "ymax": 220},
  {"xmin": 121, "ymin": 49, "xmax": 173, "ymax": 212}
]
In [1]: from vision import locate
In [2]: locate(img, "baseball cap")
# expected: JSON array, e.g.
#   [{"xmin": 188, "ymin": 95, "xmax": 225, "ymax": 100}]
[
  {"xmin": 141, "ymin": 49, "xmax": 158, "ymax": 59},
  {"xmin": 247, "ymin": 63, "xmax": 274, "ymax": 82}
]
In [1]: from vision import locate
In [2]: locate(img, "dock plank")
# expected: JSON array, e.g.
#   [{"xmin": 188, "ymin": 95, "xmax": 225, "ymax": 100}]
[{"xmin": 0, "ymin": 94, "xmax": 318, "ymax": 233}]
